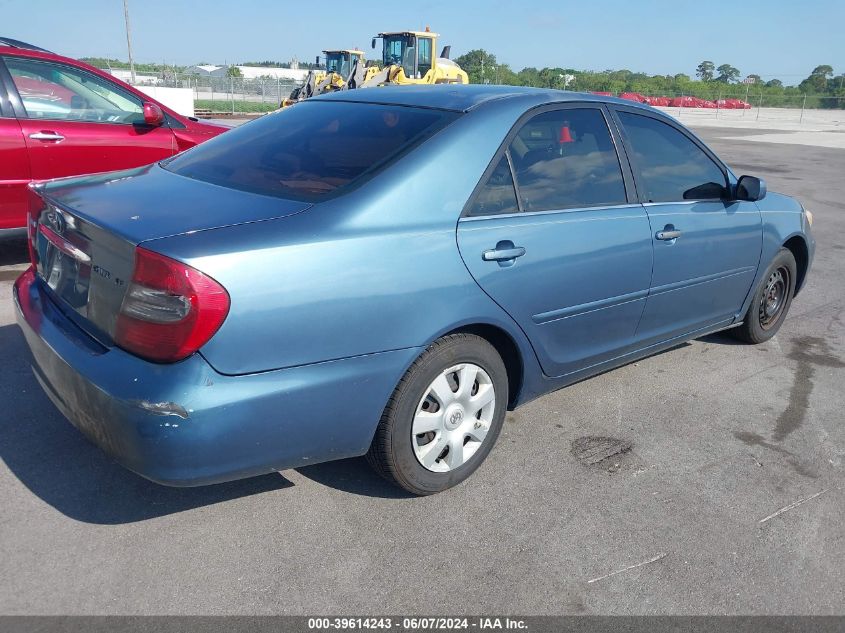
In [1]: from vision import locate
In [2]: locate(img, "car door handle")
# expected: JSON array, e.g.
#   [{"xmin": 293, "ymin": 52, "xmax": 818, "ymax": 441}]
[
  {"xmin": 656, "ymin": 229, "xmax": 682, "ymax": 241},
  {"xmin": 29, "ymin": 131, "xmax": 65, "ymax": 142},
  {"xmin": 482, "ymin": 245, "xmax": 526, "ymax": 262}
]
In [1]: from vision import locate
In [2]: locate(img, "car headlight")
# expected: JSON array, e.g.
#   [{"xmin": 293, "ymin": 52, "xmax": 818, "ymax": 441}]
[{"xmin": 804, "ymin": 208, "xmax": 814, "ymax": 226}]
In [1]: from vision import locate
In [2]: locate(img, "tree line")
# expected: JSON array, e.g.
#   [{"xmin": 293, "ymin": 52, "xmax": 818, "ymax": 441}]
[{"xmin": 453, "ymin": 50, "xmax": 845, "ymax": 108}]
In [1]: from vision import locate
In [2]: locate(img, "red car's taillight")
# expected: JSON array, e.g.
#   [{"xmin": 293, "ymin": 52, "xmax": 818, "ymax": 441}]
[
  {"xmin": 114, "ymin": 247, "xmax": 230, "ymax": 363},
  {"xmin": 26, "ymin": 187, "xmax": 45, "ymax": 268}
]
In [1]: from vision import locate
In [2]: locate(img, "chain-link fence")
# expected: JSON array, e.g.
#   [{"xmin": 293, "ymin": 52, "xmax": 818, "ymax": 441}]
[
  {"xmin": 585, "ymin": 89, "xmax": 845, "ymax": 125},
  {"xmin": 641, "ymin": 91, "xmax": 843, "ymax": 124},
  {"xmin": 148, "ymin": 73, "xmax": 845, "ymax": 121},
  {"xmin": 157, "ymin": 75, "xmax": 303, "ymax": 114}
]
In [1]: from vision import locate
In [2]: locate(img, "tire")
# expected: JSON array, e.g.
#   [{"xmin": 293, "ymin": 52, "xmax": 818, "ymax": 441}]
[
  {"xmin": 366, "ymin": 333, "xmax": 508, "ymax": 495},
  {"xmin": 733, "ymin": 247, "xmax": 797, "ymax": 344}
]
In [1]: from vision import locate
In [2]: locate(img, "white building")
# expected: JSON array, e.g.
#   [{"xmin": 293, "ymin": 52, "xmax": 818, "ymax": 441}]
[
  {"xmin": 234, "ymin": 66, "xmax": 310, "ymax": 81},
  {"xmin": 184, "ymin": 64, "xmax": 310, "ymax": 82},
  {"xmin": 184, "ymin": 64, "xmax": 227, "ymax": 78},
  {"xmin": 102, "ymin": 68, "xmax": 161, "ymax": 85}
]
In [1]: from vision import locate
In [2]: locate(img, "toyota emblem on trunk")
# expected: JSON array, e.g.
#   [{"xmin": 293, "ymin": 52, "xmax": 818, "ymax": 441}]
[{"xmin": 47, "ymin": 208, "xmax": 66, "ymax": 234}]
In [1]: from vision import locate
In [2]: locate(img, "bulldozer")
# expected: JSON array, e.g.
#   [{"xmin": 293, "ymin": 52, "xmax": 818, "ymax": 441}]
[{"xmin": 281, "ymin": 28, "xmax": 468, "ymax": 106}]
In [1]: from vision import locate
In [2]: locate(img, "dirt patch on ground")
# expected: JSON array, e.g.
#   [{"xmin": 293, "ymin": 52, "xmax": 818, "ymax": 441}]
[{"xmin": 571, "ymin": 436, "xmax": 632, "ymax": 466}]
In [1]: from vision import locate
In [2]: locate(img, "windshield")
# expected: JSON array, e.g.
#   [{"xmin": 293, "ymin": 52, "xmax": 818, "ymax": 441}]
[
  {"xmin": 325, "ymin": 52, "xmax": 352, "ymax": 77},
  {"xmin": 163, "ymin": 101, "xmax": 459, "ymax": 201},
  {"xmin": 382, "ymin": 34, "xmax": 415, "ymax": 77}
]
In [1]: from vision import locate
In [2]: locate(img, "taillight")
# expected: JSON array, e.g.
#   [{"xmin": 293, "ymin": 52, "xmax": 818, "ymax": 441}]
[
  {"xmin": 26, "ymin": 186, "xmax": 45, "ymax": 268},
  {"xmin": 114, "ymin": 247, "xmax": 230, "ymax": 363}
]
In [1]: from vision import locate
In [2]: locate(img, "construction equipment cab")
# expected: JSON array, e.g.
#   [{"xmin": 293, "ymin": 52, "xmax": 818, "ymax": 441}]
[
  {"xmin": 368, "ymin": 27, "xmax": 468, "ymax": 85},
  {"xmin": 281, "ymin": 49, "xmax": 370, "ymax": 107},
  {"xmin": 323, "ymin": 49, "xmax": 365, "ymax": 79}
]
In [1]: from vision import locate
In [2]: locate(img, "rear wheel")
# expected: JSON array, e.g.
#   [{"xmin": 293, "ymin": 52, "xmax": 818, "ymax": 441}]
[
  {"xmin": 733, "ymin": 248, "xmax": 797, "ymax": 344},
  {"xmin": 366, "ymin": 334, "xmax": 508, "ymax": 495}
]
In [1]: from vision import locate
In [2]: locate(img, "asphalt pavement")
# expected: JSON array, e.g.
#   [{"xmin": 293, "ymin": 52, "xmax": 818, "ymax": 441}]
[{"xmin": 0, "ymin": 128, "xmax": 842, "ymax": 615}]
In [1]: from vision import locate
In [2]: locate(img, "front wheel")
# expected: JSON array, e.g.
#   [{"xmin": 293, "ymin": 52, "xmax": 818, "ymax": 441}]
[
  {"xmin": 733, "ymin": 247, "xmax": 797, "ymax": 344},
  {"xmin": 366, "ymin": 334, "xmax": 508, "ymax": 495}
]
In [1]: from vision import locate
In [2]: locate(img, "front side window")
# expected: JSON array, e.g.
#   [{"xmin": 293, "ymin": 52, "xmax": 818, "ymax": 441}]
[
  {"xmin": 4, "ymin": 57, "xmax": 144, "ymax": 124},
  {"xmin": 618, "ymin": 112, "xmax": 728, "ymax": 202},
  {"xmin": 507, "ymin": 108, "xmax": 627, "ymax": 212},
  {"xmin": 164, "ymin": 101, "xmax": 458, "ymax": 201}
]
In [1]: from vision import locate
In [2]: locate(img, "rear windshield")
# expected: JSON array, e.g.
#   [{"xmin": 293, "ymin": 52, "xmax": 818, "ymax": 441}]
[{"xmin": 163, "ymin": 101, "xmax": 458, "ymax": 200}]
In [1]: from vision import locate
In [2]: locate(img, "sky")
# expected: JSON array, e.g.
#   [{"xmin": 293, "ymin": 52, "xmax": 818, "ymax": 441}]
[{"xmin": 4, "ymin": 0, "xmax": 844, "ymax": 83}]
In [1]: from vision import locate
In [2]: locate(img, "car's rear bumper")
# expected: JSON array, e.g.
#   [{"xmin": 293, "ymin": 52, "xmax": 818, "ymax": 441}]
[{"xmin": 14, "ymin": 269, "xmax": 419, "ymax": 486}]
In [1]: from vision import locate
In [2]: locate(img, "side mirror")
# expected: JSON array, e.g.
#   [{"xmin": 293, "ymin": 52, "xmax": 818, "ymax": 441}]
[
  {"xmin": 371, "ymin": 37, "xmax": 376, "ymax": 49},
  {"xmin": 736, "ymin": 175, "xmax": 767, "ymax": 201},
  {"xmin": 143, "ymin": 102, "xmax": 165, "ymax": 127}
]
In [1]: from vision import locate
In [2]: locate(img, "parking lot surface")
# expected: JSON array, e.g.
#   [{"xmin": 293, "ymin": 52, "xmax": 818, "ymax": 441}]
[{"xmin": 0, "ymin": 128, "xmax": 843, "ymax": 615}]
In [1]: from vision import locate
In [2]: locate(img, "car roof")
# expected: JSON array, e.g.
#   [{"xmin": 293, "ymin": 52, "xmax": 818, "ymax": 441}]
[
  {"xmin": 0, "ymin": 37, "xmax": 52, "ymax": 53},
  {"xmin": 314, "ymin": 83, "xmax": 654, "ymax": 113}
]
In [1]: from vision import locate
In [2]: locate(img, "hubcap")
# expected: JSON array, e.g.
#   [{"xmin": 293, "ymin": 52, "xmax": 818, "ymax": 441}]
[
  {"xmin": 759, "ymin": 267, "xmax": 789, "ymax": 330},
  {"xmin": 411, "ymin": 363, "xmax": 496, "ymax": 473}
]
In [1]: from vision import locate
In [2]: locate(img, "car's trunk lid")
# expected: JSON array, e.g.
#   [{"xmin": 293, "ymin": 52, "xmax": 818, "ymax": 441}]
[
  {"xmin": 33, "ymin": 164, "xmax": 311, "ymax": 344},
  {"xmin": 40, "ymin": 164, "xmax": 312, "ymax": 244}
]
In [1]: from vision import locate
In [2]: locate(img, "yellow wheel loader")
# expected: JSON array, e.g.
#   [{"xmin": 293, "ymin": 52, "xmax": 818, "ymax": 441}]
[
  {"xmin": 281, "ymin": 49, "xmax": 379, "ymax": 107},
  {"xmin": 352, "ymin": 27, "xmax": 468, "ymax": 88},
  {"xmin": 281, "ymin": 28, "xmax": 468, "ymax": 107}
]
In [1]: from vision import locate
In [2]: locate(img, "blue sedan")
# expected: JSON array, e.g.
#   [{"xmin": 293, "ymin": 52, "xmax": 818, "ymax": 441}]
[{"xmin": 14, "ymin": 85, "xmax": 814, "ymax": 495}]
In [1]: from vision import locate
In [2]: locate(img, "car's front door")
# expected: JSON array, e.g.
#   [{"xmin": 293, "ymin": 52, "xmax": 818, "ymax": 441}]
[
  {"xmin": 3, "ymin": 56, "xmax": 176, "ymax": 181},
  {"xmin": 457, "ymin": 105, "xmax": 654, "ymax": 378},
  {"xmin": 613, "ymin": 109, "xmax": 762, "ymax": 343}
]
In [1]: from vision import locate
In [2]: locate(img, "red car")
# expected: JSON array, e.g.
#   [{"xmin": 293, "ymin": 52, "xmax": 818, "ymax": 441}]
[{"xmin": 0, "ymin": 37, "xmax": 228, "ymax": 233}]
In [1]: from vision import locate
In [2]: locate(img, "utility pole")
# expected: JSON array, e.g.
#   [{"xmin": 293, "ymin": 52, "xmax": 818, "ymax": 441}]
[{"xmin": 123, "ymin": 0, "xmax": 136, "ymax": 84}]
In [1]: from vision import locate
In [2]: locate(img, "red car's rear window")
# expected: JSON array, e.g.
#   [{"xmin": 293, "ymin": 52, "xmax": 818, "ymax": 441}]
[{"xmin": 163, "ymin": 101, "xmax": 458, "ymax": 201}]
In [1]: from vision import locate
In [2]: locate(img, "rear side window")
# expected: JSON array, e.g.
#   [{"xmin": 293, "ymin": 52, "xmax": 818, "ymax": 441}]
[
  {"xmin": 508, "ymin": 108, "xmax": 627, "ymax": 212},
  {"xmin": 164, "ymin": 101, "xmax": 458, "ymax": 201},
  {"xmin": 467, "ymin": 155, "xmax": 519, "ymax": 216},
  {"xmin": 617, "ymin": 112, "xmax": 727, "ymax": 202}
]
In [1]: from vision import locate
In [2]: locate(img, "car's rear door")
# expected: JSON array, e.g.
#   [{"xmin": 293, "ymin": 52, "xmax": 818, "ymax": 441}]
[
  {"xmin": 0, "ymin": 59, "xmax": 31, "ymax": 230},
  {"xmin": 457, "ymin": 104, "xmax": 654, "ymax": 378},
  {"xmin": 3, "ymin": 55, "xmax": 176, "ymax": 181},
  {"xmin": 611, "ymin": 107, "xmax": 762, "ymax": 343}
]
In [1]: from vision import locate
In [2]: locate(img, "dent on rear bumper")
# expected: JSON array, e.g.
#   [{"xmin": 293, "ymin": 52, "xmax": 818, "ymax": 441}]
[{"xmin": 14, "ymin": 271, "xmax": 420, "ymax": 486}]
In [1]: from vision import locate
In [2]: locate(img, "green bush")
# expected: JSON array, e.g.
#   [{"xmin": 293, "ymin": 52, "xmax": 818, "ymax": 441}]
[{"xmin": 193, "ymin": 99, "xmax": 278, "ymax": 114}]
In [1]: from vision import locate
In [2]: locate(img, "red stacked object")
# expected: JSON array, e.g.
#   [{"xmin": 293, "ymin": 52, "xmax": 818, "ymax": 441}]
[{"xmin": 620, "ymin": 92, "xmax": 648, "ymax": 103}]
